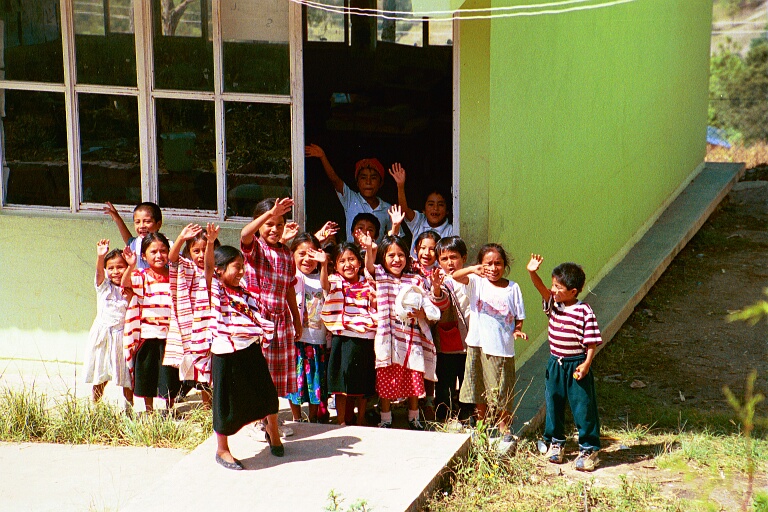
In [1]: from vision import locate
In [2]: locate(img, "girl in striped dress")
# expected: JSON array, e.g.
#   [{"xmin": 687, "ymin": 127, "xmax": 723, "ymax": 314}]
[
  {"xmin": 240, "ymin": 198, "xmax": 302, "ymax": 435},
  {"xmin": 321, "ymin": 242, "xmax": 377, "ymax": 426},
  {"xmin": 122, "ymin": 232, "xmax": 182, "ymax": 413},
  {"xmin": 204, "ymin": 224, "xmax": 282, "ymax": 470},
  {"xmin": 361, "ymin": 233, "xmax": 446, "ymax": 430},
  {"xmin": 169, "ymin": 223, "xmax": 219, "ymax": 409}
]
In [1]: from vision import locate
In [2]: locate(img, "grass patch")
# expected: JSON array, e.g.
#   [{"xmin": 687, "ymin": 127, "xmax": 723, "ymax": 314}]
[{"xmin": 0, "ymin": 386, "xmax": 212, "ymax": 449}]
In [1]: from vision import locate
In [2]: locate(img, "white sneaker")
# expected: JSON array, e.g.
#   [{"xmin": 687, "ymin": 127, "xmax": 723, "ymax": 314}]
[{"xmin": 259, "ymin": 419, "xmax": 294, "ymax": 437}]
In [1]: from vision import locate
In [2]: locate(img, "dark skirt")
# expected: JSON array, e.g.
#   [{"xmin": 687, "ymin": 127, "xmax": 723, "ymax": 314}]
[
  {"xmin": 212, "ymin": 342, "xmax": 279, "ymax": 436},
  {"xmin": 327, "ymin": 335, "xmax": 376, "ymax": 397},
  {"xmin": 134, "ymin": 338, "xmax": 179, "ymax": 399}
]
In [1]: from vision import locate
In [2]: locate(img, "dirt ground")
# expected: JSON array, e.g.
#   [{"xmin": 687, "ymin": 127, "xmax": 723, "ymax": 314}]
[{"xmin": 540, "ymin": 166, "xmax": 768, "ymax": 508}]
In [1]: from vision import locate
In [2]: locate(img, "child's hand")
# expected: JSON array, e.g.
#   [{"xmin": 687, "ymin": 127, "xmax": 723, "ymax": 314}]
[
  {"xmin": 206, "ymin": 223, "xmax": 221, "ymax": 242},
  {"xmin": 356, "ymin": 229, "xmax": 376, "ymax": 251},
  {"xmin": 468, "ymin": 264, "xmax": 485, "ymax": 277},
  {"xmin": 103, "ymin": 201, "xmax": 120, "ymax": 219},
  {"xmin": 307, "ymin": 248, "xmax": 328, "ymax": 265},
  {"xmin": 178, "ymin": 223, "xmax": 202, "ymax": 241},
  {"xmin": 388, "ymin": 204, "xmax": 405, "ymax": 226},
  {"xmin": 573, "ymin": 362, "xmax": 590, "ymax": 381},
  {"xmin": 96, "ymin": 239, "xmax": 110, "ymax": 257},
  {"xmin": 513, "ymin": 330, "xmax": 528, "ymax": 341},
  {"xmin": 293, "ymin": 315, "xmax": 303, "ymax": 341},
  {"xmin": 315, "ymin": 221, "xmax": 339, "ymax": 243},
  {"xmin": 122, "ymin": 246, "xmax": 137, "ymax": 267},
  {"xmin": 270, "ymin": 197, "xmax": 294, "ymax": 218},
  {"xmin": 429, "ymin": 267, "xmax": 445, "ymax": 290},
  {"xmin": 305, "ymin": 144, "xmax": 325, "ymax": 159},
  {"xmin": 388, "ymin": 163, "xmax": 406, "ymax": 186},
  {"xmin": 407, "ymin": 308, "xmax": 427, "ymax": 320},
  {"xmin": 282, "ymin": 222, "xmax": 299, "ymax": 243},
  {"xmin": 527, "ymin": 254, "xmax": 543, "ymax": 272}
]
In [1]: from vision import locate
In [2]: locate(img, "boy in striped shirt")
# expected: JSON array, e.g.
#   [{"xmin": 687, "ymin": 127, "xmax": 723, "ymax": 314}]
[{"xmin": 528, "ymin": 254, "xmax": 602, "ymax": 472}]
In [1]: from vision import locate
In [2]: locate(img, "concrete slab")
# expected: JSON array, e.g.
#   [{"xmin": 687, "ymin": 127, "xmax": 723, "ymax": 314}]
[
  {"xmin": 0, "ymin": 442, "xmax": 185, "ymax": 511},
  {"xmin": 123, "ymin": 422, "xmax": 471, "ymax": 512},
  {"xmin": 514, "ymin": 162, "xmax": 746, "ymax": 432}
]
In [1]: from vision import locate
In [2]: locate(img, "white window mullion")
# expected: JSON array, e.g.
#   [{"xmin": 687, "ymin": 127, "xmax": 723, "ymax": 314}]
[
  {"xmin": 212, "ymin": 0, "xmax": 226, "ymax": 221},
  {"xmin": 60, "ymin": 0, "xmax": 80, "ymax": 213},
  {"xmin": 135, "ymin": 0, "xmax": 157, "ymax": 203},
  {"xmin": 452, "ymin": 14, "xmax": 460, "ymax": 234},
  {"xmin": 290, "ymin": 0, "xmax": 305, "ymax": 228}
]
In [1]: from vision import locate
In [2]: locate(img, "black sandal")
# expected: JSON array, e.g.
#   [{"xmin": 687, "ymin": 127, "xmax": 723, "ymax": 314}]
[
  {"xmin": 265, "ymin": 431, "xmax": 285, "ymax": 457},
  {"xmin": 215, "ymin": 453, "xmax": 244, "ymax": 470}
]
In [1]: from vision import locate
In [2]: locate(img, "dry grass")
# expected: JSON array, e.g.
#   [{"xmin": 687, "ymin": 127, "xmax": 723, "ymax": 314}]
[{"xmin": 706, "ymin": 142, "xmax": 768, "ymax": 170}]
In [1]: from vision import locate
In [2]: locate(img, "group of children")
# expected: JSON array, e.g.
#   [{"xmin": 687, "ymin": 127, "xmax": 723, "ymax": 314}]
[{"xmin": 83, "ymin": 148, "xmax": 604, "ymax": 472}]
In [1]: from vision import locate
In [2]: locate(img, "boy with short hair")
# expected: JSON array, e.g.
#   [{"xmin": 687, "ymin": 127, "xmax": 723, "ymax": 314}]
[
  {"xmin": 527, "ymin": 253, "xmax": 602, "ymax": 471},
  {"xmin": 305, "ymin": 144, "xmax": 392, "ymax": 243},
  {"xmin": 104, "ymin": 201, "xmax": 163, "ymax": 269},
  {"xmin": 351, "ymin": 213, "xmax": 380, "ymax": 246}
]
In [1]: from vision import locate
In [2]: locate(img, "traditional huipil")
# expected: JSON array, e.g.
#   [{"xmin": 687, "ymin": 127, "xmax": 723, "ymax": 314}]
[{"xmin": 241, "ymin": 236, "xmax": 298, "ymax": 396}]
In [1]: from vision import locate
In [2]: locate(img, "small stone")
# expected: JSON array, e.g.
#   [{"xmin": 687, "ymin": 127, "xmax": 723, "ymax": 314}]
[{"xmin": 630, "ymin": 380, "xmax": 646, "ymax": 389}]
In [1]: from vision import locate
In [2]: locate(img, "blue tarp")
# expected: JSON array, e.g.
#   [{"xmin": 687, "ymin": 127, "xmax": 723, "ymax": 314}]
[{"xmin": 707, "ymin": 126, "xmax": 731, "ymax": 148}]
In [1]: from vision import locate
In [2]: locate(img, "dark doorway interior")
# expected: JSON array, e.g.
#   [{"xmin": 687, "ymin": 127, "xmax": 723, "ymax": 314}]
[{"xmin": 302, "ymin": 5, "xmax": 454, "ymax": 243}]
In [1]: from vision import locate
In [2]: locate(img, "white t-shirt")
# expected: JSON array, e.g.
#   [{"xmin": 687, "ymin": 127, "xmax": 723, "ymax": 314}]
[
  {"xmin": 296, "ymin": 273, "xmax": 328, "ymax": 345},
  {"xmin": 405, "ymin": 210, "xmax": 454, "ymax": 256},
  {"xmin": 337, "ymin": 183, "xmax": 392, "ymax": 243},
  {"xmin": 462, "ymin": 273, "xmax": 525, "ymax": 358}
]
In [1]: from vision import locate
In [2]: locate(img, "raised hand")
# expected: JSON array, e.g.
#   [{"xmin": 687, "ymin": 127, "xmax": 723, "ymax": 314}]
[
  {"xmin": 206, "ymin": 223, "xmax": 221, "ymax": 242},
  {"xmin": 179, "ymin": 223, "xmax": 202, "ymax": 241},
  {"xmin": 388, "ymin": 204, "xmax": 405, "ymax": 226},
  {"xmin": 122, "ymin": 246, "xmax": 137, "ymax": 267},
  {"xmin": 96, "ymin": 239, "xmax": 110, "ymax": 257},
  {"xmin": 429, "ymin": 267, "xmax": 445, "ymax": 290},
  {"xmin": 513, "ymin": 330, "xmax": 528, "ymax": 341},
  {"xmin": 103, "ymin": 201, "xmax": 119, "ymax": 219},
  {"xmin": 527, "ymin": 254, "xmax": 543, "ymax": 272},
  {"xmin": 388, "ymin": 163, "xmax": 406, "ymax": 186},
  {"xmin": 356, "ymin": 229, "xmax": 375, "ymax": 251},
  {"xmin": 307, "ymin": 247, "xmax": 328, "ymax": 264},
  {"xmin": 282, "ymin": 222, "xmax": 300, "ymax": 242},
  {"xmin": 305, "ymin": 144, "xmax": 326, "ymax": 159},
  {"xmin": 315, "ymin": 221, "xmax": 339, "ymax": 243},
  {"xmin": 270, "ymin": 197, "xmax": 294, "ymax": 218}
]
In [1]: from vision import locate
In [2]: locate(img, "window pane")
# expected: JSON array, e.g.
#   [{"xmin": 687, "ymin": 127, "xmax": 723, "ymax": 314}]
[
  {"xmin": 2, "ymin": 90, "xmax": 68, "ymax": 207},
  {"xmin": 154, "ymin": 0, "xmax": 213, "ymax": 91},
  {"xmin": 225, "ymin": 102, "xmax": 291, "ymax": 218},
  {"xmin": 75, "ymin": 0, "xmax": 137, "ymax": 86},
  {"xmin": 428, "ymin": 18, "xmax": 452, "ymax": 46},
  {"xmin": 0, "ymin": 3, "xmax": 64, "ymax": 83},
  {"xmin": 307, "ymin": 0, "xmax": 345, "ymax": 43},
  {"xmin": 156, "ymin": 99, "xmax": 216, "ymax": 211},
  {"xmin": 79, "ymin": 94, "xmax": 140, "ymax": 205},
  {"xmin": 377, "ymin": 0, "xmax": 422, "ymax": 47},
  {"xmin": 222, "ymin": 0, "xmax": 290, "ymax": 95}
]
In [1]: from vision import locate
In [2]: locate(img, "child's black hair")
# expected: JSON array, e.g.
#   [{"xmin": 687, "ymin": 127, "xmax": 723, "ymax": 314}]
[
  {"xmin": 423, "ymin": 188, "xmax": 451, "ymax": 220},
  {"xmin": 476, "ymin": 243, "xmax": 511, "ymax": 270},
  {"xmin": 291, "ymin": 232, "xmax": 321, "ymax": 252},
  {"xmin": 331, "ymin": 242, "xmax": 363, "ymax": 269},
  {"xmin": 552, "ymin": 262, "xmax": 586, "ymax": 294},
  {"xmin": 252, "ymin": 197, "xmax": 290, "ymax": 223},
  {"xmin": 214, "ymin": 245, "xmax": 243, "ymax": 270},
  {"xmin": 435, "ymin": 236, "xmax": 468, "ymax": 258},
  {"xmin": 182, "ymin": 228, "xmax": 220, "ymax": 259},
  {"xmin": 351, "ymin": 212, "xmax": 381, "ymax": 239},
  {"xmin": 134, "ymin": 202, "xmax": 162, "ymax": 223},
  {"xmin": 104, "ymin": 249, "xmax": 127, "ymax": 267},
  {"xmin": 414, "ymin": 230, "xmax": 441, "ymax": 251},
  {"xmin": 376, "ymin": 235, "xmax": 412, "ymax": 274},
  {"xmin": 140, "ymin": 232, "xmax": 170, "ymax": 255}
]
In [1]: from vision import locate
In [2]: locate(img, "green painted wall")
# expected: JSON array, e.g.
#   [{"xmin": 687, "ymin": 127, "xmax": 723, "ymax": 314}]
[{"xmin": 459, "ymin": 0, "xmax": 712, "ymax": 364}]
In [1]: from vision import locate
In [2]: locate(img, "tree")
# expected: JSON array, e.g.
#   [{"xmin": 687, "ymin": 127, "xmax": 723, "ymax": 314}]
[{"xmin": 161, "ymin": 0, "xmax": 196, "ymax": 36}]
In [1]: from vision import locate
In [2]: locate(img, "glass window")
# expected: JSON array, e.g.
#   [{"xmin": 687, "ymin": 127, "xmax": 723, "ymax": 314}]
[
  {"xmin": 0, "ymin": 2, "xmax": 64, "ymax": 83},
  {"xmin": 222, "ymin": 0, "xmax": 290, "ymax": 95},
  {"xmin": 2, "ymin": 90, "xmax": 68, "ymax": 207},
  {"xmin": 153, "ymin": 0, "xmax": 213, "ymax": 91},
  {"xmin": 378, "ymin": 0, "xmax": 423, "ymax": 47},
  {"xmin": 79, "ymin": 94, "xmax": 140, "ymax": 205},
  {"xmin": 306, "ymin": 0, "xmax": 345, "ymax": 43},
  {"xmin": 428, "ymin": 18, "xmax": 452, "ymax": 46},
  {"xmin": 156, "ymin": 98, "xmax": 216, "ymax": 211},
  {"xmin": 225, "ymin": 102, "xmax": 291, "ymax": 217},
  {"xmin": 75, "ymin": 0, "xmax": 137, "ymax": 86}
]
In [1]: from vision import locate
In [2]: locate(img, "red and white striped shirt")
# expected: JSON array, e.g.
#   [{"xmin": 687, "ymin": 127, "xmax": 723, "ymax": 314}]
[
  {"xmin": 209, "ymin": 278, "xmax": 274, "ymax": 355},
  {"xmin": 128, "ymin": 268, "xmax": 172, "ymax": 340},
  {"xmin": 321, "ymin": 274, "xmax": 376, "ymax": 339},
  {"xmin": 170, "ymin": 258, "xmax": 213, "ymax": 382},
  {"xmin": 544, "ymin": 297, "xmax": 602, "ymax": 357}
]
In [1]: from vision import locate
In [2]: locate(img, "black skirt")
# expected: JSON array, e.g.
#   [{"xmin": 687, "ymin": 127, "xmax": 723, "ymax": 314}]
[
  {"xmin": 212, "ymin": 342, "xmax": 279, "ymax": 436},
  {"xmin": 327, "ymin": 335, "xmax": 376, "ymax": 397},
  {"xmin": 133, "ymin": 338, "xmax": 182, "ymax": 399}
]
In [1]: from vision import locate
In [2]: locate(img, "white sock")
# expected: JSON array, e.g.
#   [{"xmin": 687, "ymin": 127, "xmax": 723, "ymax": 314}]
[
  {"xmin": 408, "ymin": 409, "xmax": 420, "ymax": 421},
  {"xmin": 380, "ymin": 411, "xmax": 392, "ymax": 423}
]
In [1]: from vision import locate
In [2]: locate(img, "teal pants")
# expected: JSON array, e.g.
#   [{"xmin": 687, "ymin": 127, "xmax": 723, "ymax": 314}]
[{"xmin": 544, "ymin": 354, "xmax": 601, "ymax": 451}]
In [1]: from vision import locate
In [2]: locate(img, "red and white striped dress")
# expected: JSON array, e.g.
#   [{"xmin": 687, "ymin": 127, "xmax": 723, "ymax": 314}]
[
  {"xmin": 208, "ymin": 279, "xmax": 274, "ymax": 354},
  {"xmin": 170, "ymin": 258, "xmax": 212, "ymax": 383},
  {"xmin": 321, "ymin": 274, "xmax": 377, "ymax": 338},
  {"xmin": 241, "ymin": 237, "xmax": 298, "ymax": 396}
]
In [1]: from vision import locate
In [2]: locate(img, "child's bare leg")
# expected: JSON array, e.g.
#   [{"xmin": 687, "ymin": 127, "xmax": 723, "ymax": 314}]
[
  {"xmin": 265, "ymin": 414, "xmax": 283, "ymax": 447},
  {"xmin": 143, "ymin": 396, "xmax": 154, "ymax": 412},
  {"xmin": 216, "ymin": 433, "xmax": 236, "ymax": 463},
  {"xmin": 308, "ymin": 403, "xmax": 319, "ymax": 423},
  {"xmin": 476, "ymin": 403, "xmax": 488, "ymax": 421},
  {"xmin": 380, "ymin": 398, "xmax": 391, "ymax": 413},
  {"xmin": 335, "ymin": 394, "xmax": 347, "ymax": 425},
  {"xmin": 408, "ymin": 396, "xmax": 419, "ymax": 412},
  {"xmin": 290, "ymin": 402, "xmax": 303, "ymax": 421},
  {"xmin": 355, "ymin": 397, "xmax": 366, "ymax": 425},
  {"xmin": 498, "ymin": 410, "xmax": 512, "ymax": 433},
  {"xmin": 92, "ymin": 382, "xmax": 107, "ymax": 403},
  {"xmin": 122, "ymin": 387, "xmax": 134, "ymax": 405},
  {"xmin": 201, "ymin": 388, "xmax": 212, "ymax": 409}
]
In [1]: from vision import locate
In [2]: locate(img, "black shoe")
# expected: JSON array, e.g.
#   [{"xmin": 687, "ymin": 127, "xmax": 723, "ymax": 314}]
[
  {"xmin": 265, "ymin": 432, "xmax": 285, "ymax": 457},
  {"xmin": 215, "ymin": 454, "xmax": 244, "ymax": 470}
]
